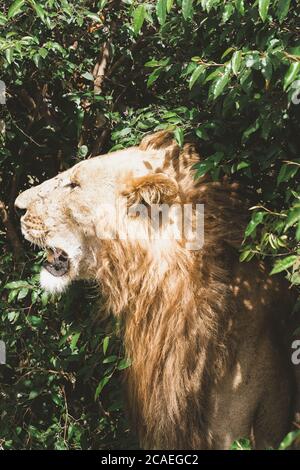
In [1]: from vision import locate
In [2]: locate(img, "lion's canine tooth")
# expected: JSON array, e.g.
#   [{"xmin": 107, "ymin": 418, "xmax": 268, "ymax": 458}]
[{"xmin": 46, "ymin": 248, "xmax": 54, "ymax": 263}]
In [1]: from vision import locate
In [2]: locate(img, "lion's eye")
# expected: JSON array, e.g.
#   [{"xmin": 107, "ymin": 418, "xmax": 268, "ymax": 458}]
[{"xmin": 67, "ymin": 181, "xmax": 80, "ymax": 189}]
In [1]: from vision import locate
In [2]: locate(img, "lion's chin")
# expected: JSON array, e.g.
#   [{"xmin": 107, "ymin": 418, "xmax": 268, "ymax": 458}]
[{"xmin": 40, "ymin": 267, "xmax": 72, "ymax": 294}]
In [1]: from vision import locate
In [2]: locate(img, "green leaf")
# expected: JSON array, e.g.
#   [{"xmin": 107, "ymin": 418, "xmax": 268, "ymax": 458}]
[
  {"xmin": 145, "ymin": 58, "xmax": 169, "ymax": 67},
  {"xmin": 285, "ymin": 207, "xmax": 300, "ymax": 231},
  {"xmin": 296, "ymin": 222, "xmax": 300, "ymax": 242},
  {"xmin": 51, "ymin": 393, "xmax": 62, "ymax": 406},
  {"xmin": 28, "ymin": 390, "xmax": 40, "ymax": 400},
  {"xmin": 103, "ymin": 336, "xmax": 110, "ymax": 355},
  {"xmin": 132, "ymin": 5, "xmax": 146, "ymax": 35},
  {"xmin": 174, "ymin": 128, "xmax": 184, "ymax": 147},
  {"xmin": 147, "ymin": 67, "xmax": 162, "ymax": 87},
  {"xmin": 270, "ymin": 256, "xmax": 297, "ymax": 275},
  {"xmin": 231, "ymin": 50, "xmax": 242, "ymax": 75},
  {"xmin": 245, "ymin": 211, "xmax": 265, "ymax": 237},
  {"xmin": 117, "ymin": 358, "xmax": 132, "ymax": 371},
  {"xmin": 202, "ymin": 0, "xmax": 217, "ymax": 12},
  {"xmin": 205, "ymin": 69, "xmax": 222, "ymax": 82},
  {"xmin": 260, "ymin": 56, "xmax": 272, "ymax": 81},
  {"xmin": 94, "ymin": 375, "xmax": 111, "ymax": 400},
  {"xmin": 235, "ymin": 0, "xmax": 245, "ymax": 15},
  {"xmin": 4, "ymin": 280, "xmax": 31, "ymax": 290},
  {"xmin": 166, "ymin": 0, "xmax": 174, "ymax": 13},
  {"xmin": 8, "ymin": 290, "xmax": 19, "ymax": 304},
  {"xmin": 5, "ymin": 48, "xmax": 13, "ymax": 65},
  {"xmin": 189, "ymin": 64, "xmax": 205, "ymax": 89},
  {"xmin": 222, "ymin": 3, "xmax": 234, "ymax": 23},
  {"xmin": 212, "ymin": 70, "xmax": 230, "ymax": 99},
  {"xmin": 194, "ymin": 160, "xmax": 214, "ymax": 179},
  {"xmin": 245, "ymin": 52, "xmax": 260, "ymax": 69},
  {"xmin": 156, "ymin": 0, "xmax": 167, "ymax": 25},
  {"xmin": 103, "ymin": 355, "xmax": 118, "ymax": 364},
  {"xmin": 221, "ymin": 47, "xmax": 235, "ymax": 60},
  {"xmin": 33, "ymin": 53, "xmax": 41, "ymax": 68},
  {"xmin": 289, "ymin": 46, "xmax": 300, "ymax": 58},
  {"xmin": 277, "ymin": 164, "xmax": 299, "ymax": 185},
  {"xmin": 195, "ymin": 126, "xmax": 209, "ymax": 141},
  {"xmin": 29, "ymin": 315, "xmax": 42, "ymax": 326},
  {"xmin": 239, "ymin": 249, "xmax": 255, "ymax": 262},
  {"xmin": 70, "ymin": 332, "xmax": 80, "ymax": 351},
  {"xmin": 31, "ymin": 290, "xmax": 39, "ymax": 304},
  {"xmin": 284, "ymin": 63, "xmax": 300, "ymax": 91},
  {"xmin": 231, "ymin": 438, "xmax": 251, "ymax": 450},
  {"xmin": 8, "ymin": 0, "xmax": 25, "ymax": 19},
  {"xmin": 276, "ymin": 0, "xmax": 291, "ymax": 23},
  {"xmin": 258, "ymin": 0, "xmax": 270, "ymax": 22},
  {"xmin": 7, "ymin": 310, "xmax": 19, "ymax": 322},
  {"xmin": 38, "ymin": 47, "xmax": 48, "ymax": 59},
  {"xmin": 17, "ymin": 288, "xmax": 29, "ymax": 300},
  {"xmin": 242, "ymin": 118, "xmax": 260, "ymax": 142},
  {"xmin": 237, "ymin": 161, "xmax": 250, "ymax": 171},
  {"xmin": 182, "ymin": 0, "xmax": 194, "ymax": 20},
  {"xmin": 78, "ymin": 145, "xmax": 88, "ymax": 158},
  {"xmin": 0, "ymin": 13, "xmax": 8, "ymax": 25},
  {"xmin": 67, "ymin": 424, "xmax": 75, "ymax": 440},
  {"xmin": 41, "ymin": 291, "xmax": 49, "ymax": 306},
  {"xmin": 84, "ymin": 10, "xmax": 102, "ymax": 22},
  {"xmin": 279, "ymin": 430, "xmax": 300, "ymax": 450},
  {"xmin": 82, "ymin": 72, "xmax": 94, "ymax": 81},
  {"xmin": 29, "ymin": 0, "xmax": 46, "ymax": 23}
]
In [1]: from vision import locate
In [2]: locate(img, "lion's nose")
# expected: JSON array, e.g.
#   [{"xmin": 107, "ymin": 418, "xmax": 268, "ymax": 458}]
[
  {"xmin": 15, "ymin": 190, "xmax": 31, "ymax": 215},
  {"xmin": 14, "ymin": 206, "xmax": 27, "ymax": 218},
  {"xmin": 15, "ymin": 193, "xmax": 28, "ymax": 218}
]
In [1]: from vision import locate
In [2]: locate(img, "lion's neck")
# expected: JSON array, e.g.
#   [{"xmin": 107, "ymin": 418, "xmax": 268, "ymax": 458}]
[{"xmin": 97, "ymin": 241, "xmax": 233, "ymax": 449}]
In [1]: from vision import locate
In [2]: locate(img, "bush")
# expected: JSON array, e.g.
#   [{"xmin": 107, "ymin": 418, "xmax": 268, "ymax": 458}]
[{"xmin": 0, "ymin": 0, "xmax": 299, "ymax": 449}]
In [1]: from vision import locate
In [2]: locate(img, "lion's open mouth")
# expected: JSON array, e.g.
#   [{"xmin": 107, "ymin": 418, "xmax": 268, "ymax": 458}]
[{"xmin": 43, "ymin": 248, "xmax": 70, "ymax": 277}]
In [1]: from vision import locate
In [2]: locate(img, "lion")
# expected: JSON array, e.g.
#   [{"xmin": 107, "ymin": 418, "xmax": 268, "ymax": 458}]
[{"xmin": 15, "ymin": 131, "xmax": 298, "ymax": 449}]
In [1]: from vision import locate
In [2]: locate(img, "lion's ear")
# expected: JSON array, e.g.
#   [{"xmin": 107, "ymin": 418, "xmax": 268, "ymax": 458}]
[
  {"xmin": 139, "ymin": 131, "xmax": 176, "ymax": 151},
  {"xmin": 123, "ymin": 173, "xmax": 179, "ymax": 207}
]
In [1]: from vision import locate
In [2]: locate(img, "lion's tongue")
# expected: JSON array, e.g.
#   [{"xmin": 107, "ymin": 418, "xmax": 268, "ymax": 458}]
[{"xmin": 43, "ymin": 248, "xmax": 69, "ymax": 277}]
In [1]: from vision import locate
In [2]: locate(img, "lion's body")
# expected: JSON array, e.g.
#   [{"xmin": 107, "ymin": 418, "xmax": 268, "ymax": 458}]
[
  {"xmin": 98, "ymin": 208, "xmax": 295, "ymax": 449},
  {"xmin": 15, "ymin": 131, "xmax": 297, "ymax": 449}
]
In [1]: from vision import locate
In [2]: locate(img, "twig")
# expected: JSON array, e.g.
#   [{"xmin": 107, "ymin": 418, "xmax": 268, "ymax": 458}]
[
  {"xmin": 62, "ymin": 386, "xmax": 69, "ymax": 444},
  {"xmin": 284, "ymin": 52, "xmax": 300, "ymax": 63},
  {"xmin": 243, "ymin": 248, "xmax": 300, "ymax": 258},
  {"xmin": 249, "ymin": 205, "xmax": 287, "ymax": 218},
  {"xmin": 283, "ymin": 160, "xmax": 300, "ymax": 167},
  {"xmin": 10, "ymin": 117, "xmax": 45, "ymax": 148}
]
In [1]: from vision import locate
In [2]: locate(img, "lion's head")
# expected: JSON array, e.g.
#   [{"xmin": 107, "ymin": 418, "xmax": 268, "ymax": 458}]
[{"xmin": 15, "ymin": 131, "xmax": 200, "ymax": 294}]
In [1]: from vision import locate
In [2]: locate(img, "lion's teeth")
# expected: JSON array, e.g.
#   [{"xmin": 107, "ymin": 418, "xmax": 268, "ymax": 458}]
[
  {"xmin": 45, "ymin": 247, "xmax": 68, "ymax": 264},
  {"xmin": 46, "ymin": 249, "xmax": 54, "ymax": 263}
]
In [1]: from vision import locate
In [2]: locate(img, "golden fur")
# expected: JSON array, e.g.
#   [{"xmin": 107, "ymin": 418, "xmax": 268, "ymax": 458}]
[{"xmin": 15, "ymin": 131, "xmax": 298, "ymax": 449}]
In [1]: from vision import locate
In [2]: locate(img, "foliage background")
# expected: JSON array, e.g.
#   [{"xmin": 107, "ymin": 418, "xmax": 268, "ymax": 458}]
[{"xmin": 0, "ymin": 0, "xmax": 300, "ymax": 449}]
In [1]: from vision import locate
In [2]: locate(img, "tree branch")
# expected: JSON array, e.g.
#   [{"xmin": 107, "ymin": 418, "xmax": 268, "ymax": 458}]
[
  {"xmin": 0, "ymin": 200, "xmax": 24, "ymax": 262},
  {"xmin": 93, "ymin": 41, "xmax": 111, "ymax": 95}
]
